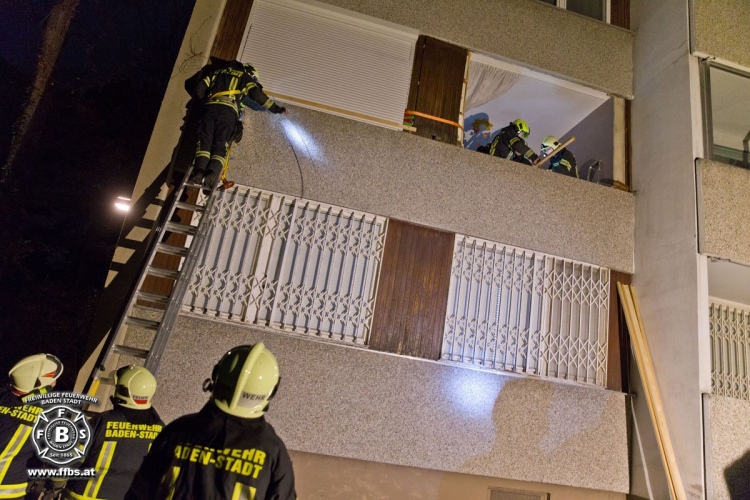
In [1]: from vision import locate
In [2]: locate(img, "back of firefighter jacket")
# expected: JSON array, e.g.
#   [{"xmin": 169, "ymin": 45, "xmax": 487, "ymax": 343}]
[
  {"xmin": 489, "ymin": 124, "xmax": 539, "ymax": 164},
  {"xmin": 195, "ymin": 62, "xmax": 257, "ymax": 115},
  {"xmin": 65, "ymin": 405, "xmax": 163, "ymax": 500},
  {"xmin": 0, "ymin": 388, "xmax": 45, "ymax": 498},
  {"xmin": 125, "ymin": 402, "xmax": 296, "ymax": 500},
  {"xmin": 548, "ymin": 149, "xmax": 579, "ymax": 178}
]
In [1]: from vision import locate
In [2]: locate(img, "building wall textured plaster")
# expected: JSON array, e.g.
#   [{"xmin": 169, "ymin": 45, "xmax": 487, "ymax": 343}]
[
  {"xmin": 708, "ymin": 395, "xmax": 750, "ymax": 500},
  {"xmin": 232, "ymin": 105, "xmax": 634, "ymax": 272},
  {"xmin": 313, "ymin": 0, "xmax": 633, "ymax": 98},
  {"xmin": 692, "ymin": 0, "xmax": 750, "ymax": 69},
  {"xmin": 290, "ymin": 450, "xmax": 627, "ymax": 499},
  {"xmin": 698, "ymin": 159, "xmax": 750, "ymax": 266},
  {"xmin": 152, "ymin": 316, "xmax": 630, "ymax": 493}
]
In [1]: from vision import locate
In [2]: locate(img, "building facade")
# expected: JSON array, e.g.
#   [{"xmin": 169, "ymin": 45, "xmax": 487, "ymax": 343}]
[{"xmin": 80, "ymin": 0, "xmax": 750, "ymax": 498}]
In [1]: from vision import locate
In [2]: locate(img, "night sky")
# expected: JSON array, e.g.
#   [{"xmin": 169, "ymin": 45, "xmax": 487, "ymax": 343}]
[{"xmin": 0, "ymin": 0, "xmax": 195, "ymax": 389}]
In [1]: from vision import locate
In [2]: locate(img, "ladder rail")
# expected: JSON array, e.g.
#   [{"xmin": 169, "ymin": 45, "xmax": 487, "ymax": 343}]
[
  {"xmin": 145, "ymin": 178, "xmax": 221, "ymax": 374},
  {"xmin": 83, "ymin": 166, "xmax": 199, "ymax": 396}
]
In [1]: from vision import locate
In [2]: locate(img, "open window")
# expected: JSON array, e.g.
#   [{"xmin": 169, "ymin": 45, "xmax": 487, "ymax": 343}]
[{"xmin": 463, "ymin": 53, "xmax": 625, "ymax": 184}]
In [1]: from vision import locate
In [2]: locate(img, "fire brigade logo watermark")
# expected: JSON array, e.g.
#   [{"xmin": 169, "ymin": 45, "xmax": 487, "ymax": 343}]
[{"xmin": 27, "ymin": 393, "xmax": 98, "ymax": 466}]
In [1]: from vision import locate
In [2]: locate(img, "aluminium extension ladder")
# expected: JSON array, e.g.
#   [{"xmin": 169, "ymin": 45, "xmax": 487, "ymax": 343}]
[{"xmin": 83, "ymin": 166, "xmax": 221, "ymax": 405}]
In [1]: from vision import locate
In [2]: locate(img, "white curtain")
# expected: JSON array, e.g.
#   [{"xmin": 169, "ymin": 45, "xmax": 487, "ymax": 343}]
[{"xmin": 465, "ymin": 60, "xmax": 520, "ymax": 111}]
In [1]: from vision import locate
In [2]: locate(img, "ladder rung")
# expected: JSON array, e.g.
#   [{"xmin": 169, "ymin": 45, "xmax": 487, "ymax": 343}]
[
  {"xmin": 146, "ymin": 267, "xmax": 180, "ymax": 280},
  {"xmin": 174, "ymin": 201, "xmax": 205, "ymax": 213},
  {"xmin": 165, "ymin": 222, "xmax": 197, "ymax": 236},
  {"xmin": 124, "ymin": 316, "xmax": 161, "ymax": 330},
  {"xmin": 136, "ymin": 291, "xmax": 171, "ymax": 305},
  {"xmin": 96, "ymin": 377, "xmax": 116, "ymax": 386},
  {"xmin": 156, "ymin": 243, "xmax": 189, "ymax": 257},
  {"xmin": 112, "ymin": 345, "xmax": 150, "ymax": 358}
]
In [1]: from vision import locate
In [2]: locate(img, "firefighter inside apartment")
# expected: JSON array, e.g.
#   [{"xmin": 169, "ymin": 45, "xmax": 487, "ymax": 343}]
[{"xmin": 478, "ymin": 118, "xmax": 579, "ymax": 178}]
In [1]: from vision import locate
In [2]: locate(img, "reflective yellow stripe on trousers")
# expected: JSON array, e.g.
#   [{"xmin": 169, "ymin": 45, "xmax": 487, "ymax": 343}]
[
  {"xmin": 232, "ymin": 482, "xmax": 257, "ymax": 500},
  {"xmin": 164, "ymin": 465, "xmax": 180, "ymax": 500},
  {"xmin": 0, "ymin": 425, "xmax": 32, "ymax": 498},
  {"xmin": 81, "ymin": 441, "xmax": 117, "ymax": 499}
]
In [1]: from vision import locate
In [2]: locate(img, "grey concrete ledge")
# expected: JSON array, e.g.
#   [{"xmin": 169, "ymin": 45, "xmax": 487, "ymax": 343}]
[
  {"xmin": 707, "ymin": 395, "xmax": 750, "ymax": 500},
  {"xmin": 698, "ymin": 159, "xmax": 750, "ymax": 266},
  {"xmin": 692, "ymin": 0, "xmax": 750, "ymax": 70},
  {"xmin": 231, "ymin": 105, "xmax": 634, "ymax": 272},
  {"xmin": 153, "ymin": 315, "xmax": 629, "ymax": 493},
  {"xmin": 316, "ymin": 0, "xmax": 633, "ymax": 98}
]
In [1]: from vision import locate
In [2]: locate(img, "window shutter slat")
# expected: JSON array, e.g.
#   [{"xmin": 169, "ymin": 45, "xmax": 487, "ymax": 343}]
[{"xmin": 240, "ymin": 0, "xmax": 417, "ymax": 128}]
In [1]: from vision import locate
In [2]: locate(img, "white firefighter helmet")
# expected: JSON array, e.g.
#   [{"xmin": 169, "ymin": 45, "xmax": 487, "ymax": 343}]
[
  {"xmin": 112, "ymin": 365, "xmax": 157, "ymax": 409},
  {"xmin": 541, "ymin": 135, "xmax": 562, "ymax": 156},
  {"xmin": 209, "ymin": 343, "xmax": 280, "ymax": 418},
  {"xmin": 9, "ymin": 354, "xmax": 63, "ymax": 394}
]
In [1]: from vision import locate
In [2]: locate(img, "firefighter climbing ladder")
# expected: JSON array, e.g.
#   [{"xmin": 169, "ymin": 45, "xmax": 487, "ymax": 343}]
[{"xmin": 84, "ymin": 167, "xmax": 221, "ymax": 404}]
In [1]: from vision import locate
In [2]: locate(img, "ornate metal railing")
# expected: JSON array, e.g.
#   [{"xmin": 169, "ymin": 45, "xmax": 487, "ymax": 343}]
[
  {"xmin": 185, "ymin": 186, "xmax": 386, "ymax": 344},
  {"xmin": 710, "ymin": 300, "xmax": 750, "ymax": 400},
  {"xmin": 442, "ymin": 235, "xmax": 610, "ymax": 386}
]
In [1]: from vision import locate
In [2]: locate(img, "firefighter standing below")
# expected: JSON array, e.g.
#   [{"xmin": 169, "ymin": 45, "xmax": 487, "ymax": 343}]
[
  {"xmin": 64, "ymin": 366, "xmax": 163, "ymax": 500},
  {"xmin": 483, "ymin": 119, "xmax": 540, "ymax": 166},
  {"xmin": 125, "ymin": 342, "xmax": 296, "ymax": 500},
  {"xmin": 189, "ymin": 60, "xmax": 287, "ymax": 190},
  {"xmin": 540, "ymin": 136, "xmax": 579, "ymax": 178},
  {"xmin": 0, "ymin": 354, "xmax": 64, "ymax": 499}
]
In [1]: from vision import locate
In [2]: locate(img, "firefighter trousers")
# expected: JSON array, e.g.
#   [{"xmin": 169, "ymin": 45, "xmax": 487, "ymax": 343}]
[{"xmin": 195, "ymin": 104, "xmax": 237, "ymax": 177}]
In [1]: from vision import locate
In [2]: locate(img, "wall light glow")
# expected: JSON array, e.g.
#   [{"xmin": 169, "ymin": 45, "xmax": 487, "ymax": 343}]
[
  {"xmin": 114, "ymin": 196, "xmax": 131, "ymax": 213},
  {"xmin": 446, "ymin": 369, "xmax": 505, "ymax": 420},
  {"xmin": 281, "ymin": 119, "xmax": 324, "ymax": 164}
]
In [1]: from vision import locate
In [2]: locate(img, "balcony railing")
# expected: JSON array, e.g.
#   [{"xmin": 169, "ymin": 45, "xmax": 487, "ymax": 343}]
[
  {"xmin": 442, "ymin": 236, "xmax": 610, "ymax": 386},
  {"xmin": 185, "ymin": 186, "xmax": 386, "ymax": 344},
  {"xmin": 710, "ymin": 300, "xmax": 750, "ymax": 400},
  {"xmin": 186, "ymin": 184, "xmax": 612, "ymax": 387}
]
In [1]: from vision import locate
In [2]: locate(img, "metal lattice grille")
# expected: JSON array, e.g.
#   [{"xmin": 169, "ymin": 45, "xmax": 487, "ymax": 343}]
[
  {"xmin": 185, "ymin": 186, "xmax": 386, "ymax": 344},
  {"xmin": 710, "ymin": 300, "xmax": 750, "ymax": 400},
  {"xmin": 442, "ymin": 236, "xmax": 610, "ymax": 386}
]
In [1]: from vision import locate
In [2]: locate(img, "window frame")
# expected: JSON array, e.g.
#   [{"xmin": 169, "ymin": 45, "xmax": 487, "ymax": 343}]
[
  {"xmin": 700, "ymin": 60, "xmax": 750, "ymax": 168},
  {"xmin": 539, "ymin": 0, "xmax": 612, "ymax": 24}
]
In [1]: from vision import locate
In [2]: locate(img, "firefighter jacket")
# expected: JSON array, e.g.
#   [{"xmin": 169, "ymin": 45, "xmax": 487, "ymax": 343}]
[
  {"xmin": 124, "ymin": 402, "xmax": 296, "ymax": 500},
  {"xmin": 65, "ymin": 405, "xmax": 163, "ymax": 500},
  {"xmin": 488, "ymin": 124, "xmax": 540, "ymax": 165},
  {"xmin": 547, "ymin": 149, "xmax": 579, "ymax": 178},
  {"xmin": 194, "ymin": 61, "xmax": 284, "ymax": 116},
  {"xmin": 0, "ymin": 387, "xmax": 45, "ymax": 499}
]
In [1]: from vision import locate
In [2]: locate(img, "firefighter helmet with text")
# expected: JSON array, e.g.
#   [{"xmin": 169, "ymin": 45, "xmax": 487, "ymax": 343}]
[
  {"xmin": 209, "ymin": 343, "xmax": 280, "ymax": 418},
  {"xmin": 112, "ymin": 365, "xmax": 157, "ymax": 409},
  {"xmin": 9, "ymin": 353, "xmax": 63, "ymax": 395}
]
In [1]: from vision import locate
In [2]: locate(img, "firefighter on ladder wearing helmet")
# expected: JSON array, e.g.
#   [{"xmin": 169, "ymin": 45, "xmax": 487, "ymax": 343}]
[
  {"xmin": 485, "ymin": 119, "xmax": 540, "ymax": 166},
  {"xmin": 0, "ymin": 354, "xmax": 63, "ymax": 499},
  {"xmin": 64, "ymin": 365, "xmax": 163, "ymax": 500},
  {"xmin": 540, "ymin": 136, "xmax": 579, "ymax": 178},
  {"xmin": 189, "ymin": 60, "xmax": 287, "ymax": 190},
  {"xmin": 125, "ymin": 343, "xmax": 296, "ymax": 500}
]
